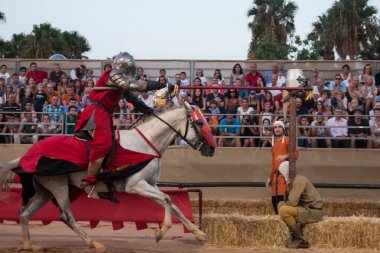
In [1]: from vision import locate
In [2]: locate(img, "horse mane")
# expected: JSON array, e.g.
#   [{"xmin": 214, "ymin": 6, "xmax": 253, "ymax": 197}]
[{"xmin": 134, "ymin": 106, "xmax": 183, "ymax": 126}]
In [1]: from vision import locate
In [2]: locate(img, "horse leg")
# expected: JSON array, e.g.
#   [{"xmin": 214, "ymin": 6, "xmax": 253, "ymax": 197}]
[
  {"xmin": 35, "ymin": 175, "xmax": 106, "ymax": 253},
  {"xmin": 19, "ymin": 179, "xmax": 52, "ymax": 251},
  {"xmin": 152, "ymin": 185, "xmax": 207, "ymax": 241},
  {"xmin": 126, "ymin": 180, "xmax": 173, "ymax": 242}
]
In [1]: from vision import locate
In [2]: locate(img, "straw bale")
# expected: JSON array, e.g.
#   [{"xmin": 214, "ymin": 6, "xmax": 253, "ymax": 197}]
[
  {"xmin": 203, "ymin": 214, "xmax": 288, "ymax": 247},
  {"xmin": 191, "ymin": 199, "xmax": 273, "ymax": 216},
  {"xmin": 191, "ymin": 198, "xmax": 380, "ymax": 217},
  {"xmin": 305, "ymin": 216, "xmax": 380, "ymax": 250},
  {"xmin": 203, "ymin": 214, "xmax": 380, "ymax": 250}
]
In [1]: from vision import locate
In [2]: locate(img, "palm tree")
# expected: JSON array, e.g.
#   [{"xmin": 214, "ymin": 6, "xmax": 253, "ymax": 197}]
[
  {"xmin": 62, "ymin": 31, "xmax": 90, "ymax": 59},
  {"xmin": 0, "ymin": 12, "xmax": 5, "ymax": 23},
  {"xmin": 308, "ymin": 14, "xmax": 335, "ymax": 60},
  {"xmin": 32, "ymin": 23, "xmax": 61, "ymax": 58},
  {"xmin": 247, "ymin": 0, "xmax": 298, "ymax": 59},
  {"xmin": 309, "ymin": 0, "xmax": 379, "ymax": 60}
]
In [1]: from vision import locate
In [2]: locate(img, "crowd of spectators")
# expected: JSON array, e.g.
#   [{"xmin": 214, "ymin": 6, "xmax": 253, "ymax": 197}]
[{"xmin": 0, "ymin": 61, "xmax": 379, "ymax": 148}]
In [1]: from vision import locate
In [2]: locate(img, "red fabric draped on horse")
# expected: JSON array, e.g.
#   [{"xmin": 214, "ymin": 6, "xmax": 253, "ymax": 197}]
[{"xmin": 19, "ymin": 133, "xmax": 157, "ymax": 176}]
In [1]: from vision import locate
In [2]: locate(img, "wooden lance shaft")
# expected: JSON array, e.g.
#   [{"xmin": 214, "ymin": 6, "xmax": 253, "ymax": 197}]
[{"xmin": 288, "ymin": 94, "xmax": 297, "ymax": 189}]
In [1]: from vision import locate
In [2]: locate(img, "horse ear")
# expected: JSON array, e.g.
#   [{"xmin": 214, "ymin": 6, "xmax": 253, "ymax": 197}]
[{"xmin": 184, "ymin": 101, "xmax": 193, "ymax": 112}]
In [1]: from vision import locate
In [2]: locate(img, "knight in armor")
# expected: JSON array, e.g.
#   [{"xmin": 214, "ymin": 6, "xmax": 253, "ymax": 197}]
[{"xmin": 74, "ymin": 52, "xmax": 169, "ymax": 198}]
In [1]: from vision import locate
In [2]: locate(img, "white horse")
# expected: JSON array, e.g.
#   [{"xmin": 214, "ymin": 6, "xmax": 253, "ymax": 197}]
[{"xmin": 0, "ymin": 102, "xmax": 216, "ymax": 252}]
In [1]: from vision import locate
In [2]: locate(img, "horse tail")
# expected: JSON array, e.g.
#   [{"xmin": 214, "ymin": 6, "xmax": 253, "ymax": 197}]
[{"xmin": 0, "ymin": 157, "xmax": 20, "ymax": 191}]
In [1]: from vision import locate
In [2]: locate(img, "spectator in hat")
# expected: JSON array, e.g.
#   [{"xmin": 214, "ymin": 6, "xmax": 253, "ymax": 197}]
[
  {"xmin": 348, "ymin": 109, "xmax": 371, "ymax": 148},
  {"xmin": 248, "ymin": 90, "xmax": 260, "ymax": 112}
]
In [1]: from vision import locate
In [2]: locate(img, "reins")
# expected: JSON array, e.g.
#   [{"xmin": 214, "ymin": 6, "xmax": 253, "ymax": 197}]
[{"xmin": 151, "ymin": 113, "xmax": 200, "ymax": 150}]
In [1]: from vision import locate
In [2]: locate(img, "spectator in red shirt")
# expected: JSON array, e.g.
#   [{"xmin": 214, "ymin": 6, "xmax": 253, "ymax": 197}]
[
  {"xmin": 246, "ymin": 63, "xmax": 263, "ymax": 88},
  {"xmin": 26, "ymin": 62, "xmax": 48, "ymax": 85}
]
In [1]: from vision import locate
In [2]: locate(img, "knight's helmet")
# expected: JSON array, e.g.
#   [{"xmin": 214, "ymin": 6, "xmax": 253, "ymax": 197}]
[
  {"xmin": 286, "ymin": 69, "xmax": 306, "ymax": 87},
  {"xmin": 112, "ymin": 52, "xmax": 136, "ymax": 77}
]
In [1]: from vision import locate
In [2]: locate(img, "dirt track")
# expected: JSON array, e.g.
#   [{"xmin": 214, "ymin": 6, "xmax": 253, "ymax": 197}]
[{"xmin": 0, "ymin": 221, "xmax": 378, "ymax": 253}]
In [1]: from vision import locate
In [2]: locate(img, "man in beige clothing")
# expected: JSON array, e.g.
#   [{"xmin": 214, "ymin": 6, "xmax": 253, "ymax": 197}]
[{"xmin": 277, "ymin": 161, "xmax": 323, "ymax": 249}]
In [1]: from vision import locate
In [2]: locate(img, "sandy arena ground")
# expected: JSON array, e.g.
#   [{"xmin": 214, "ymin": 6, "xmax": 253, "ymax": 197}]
[{"xmin": 0, "ymin": 221, "xmax": 378, "ymax": 253}]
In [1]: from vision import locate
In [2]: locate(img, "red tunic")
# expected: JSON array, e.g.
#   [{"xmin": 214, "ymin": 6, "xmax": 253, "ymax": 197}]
[
  {"xmin": 74, "ymin": 69, "xmax": 122, "ymax": 161},
  {"xmin": 268, "ymin": 137, "xmax": 299, "ymax": 196}
]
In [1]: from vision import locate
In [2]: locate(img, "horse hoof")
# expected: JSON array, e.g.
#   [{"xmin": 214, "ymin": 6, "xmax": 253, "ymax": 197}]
[
  {"xmin": 91, "ymin": 241, "xmax": 106, "ymax": 253},
  {"xmin": 195, "ymin": 233, "xmax": 208, "ymax": 242},
  {"xmin": 18, "ymin": 245, "xmax": 45, "ymax": 252},
  {"xmin": 155, "ymin": 229, "xmax": 163, "ymax": 243}
]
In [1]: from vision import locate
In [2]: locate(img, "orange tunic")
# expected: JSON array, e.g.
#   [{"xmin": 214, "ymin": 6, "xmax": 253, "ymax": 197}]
[{"xmin": 268, "ymin": 136, "xmax": 298, "ymax": 196}]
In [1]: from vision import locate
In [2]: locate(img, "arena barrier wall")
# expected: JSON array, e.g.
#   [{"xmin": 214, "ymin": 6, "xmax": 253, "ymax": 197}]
[
  {"xmin": 0, "ymin": 186, "xmax": 193, "ymax": 232},
  {"xmin": 0, "ymin": 145, "xmax": 379, "ymax": 199}
]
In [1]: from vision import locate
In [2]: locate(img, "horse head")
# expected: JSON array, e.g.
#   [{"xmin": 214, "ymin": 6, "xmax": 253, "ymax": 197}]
[{"xmin": 183, "ymin": 102, "xmax": 216, "ymax": 157}]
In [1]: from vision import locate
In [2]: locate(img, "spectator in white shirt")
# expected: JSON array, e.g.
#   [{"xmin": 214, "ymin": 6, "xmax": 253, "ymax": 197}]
[{"xmin": 326, "ymin": 107, "xmax": 348, "ymax": 148}]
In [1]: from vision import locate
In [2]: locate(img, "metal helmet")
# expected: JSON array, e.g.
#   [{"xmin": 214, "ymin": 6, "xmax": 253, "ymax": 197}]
[
  {"xmin": 112, "ymin": 52, "xmax": 136, "ymax": 75},
  {"xmin": 286, "ymin": 69, "xmax": 306, "ymax": 87}
]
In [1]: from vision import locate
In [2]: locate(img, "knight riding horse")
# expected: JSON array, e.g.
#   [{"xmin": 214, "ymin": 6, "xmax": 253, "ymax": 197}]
[
  {"xmin": 0, "ymin": 102, "xmax": 216, "ymax": 252},
  {"xmin": 73, "ymin": 52, "xmax": 174, "ymax": 198}
]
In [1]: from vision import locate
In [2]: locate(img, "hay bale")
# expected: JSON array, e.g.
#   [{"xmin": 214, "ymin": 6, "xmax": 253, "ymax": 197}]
[
  {"xmin": 191, "ymin": 199, "xmax": 274, "ymax": 216},
  {"xmin": 191, "ymin": 199, "xmax": 380, "ymax": 217},
  {"xmin": 322, "ymin": 199, "xmax": 380, "ymax": 217},
  {"xmin": 203, "ymin": 214, "xmax": 288, "ymax": 247},
  {"xmin": 305, "ymin": 217, "xmax": 380, "ymax": 250},
  {"xmin": 203, "ymin": 214, "xmax": 380, "ymax": 250}
]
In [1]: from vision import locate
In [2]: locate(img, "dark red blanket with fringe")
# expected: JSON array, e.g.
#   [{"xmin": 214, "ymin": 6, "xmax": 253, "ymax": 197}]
[{"xmin": 19, "ymin": 135, "xmax": 157, "ymax": 175}]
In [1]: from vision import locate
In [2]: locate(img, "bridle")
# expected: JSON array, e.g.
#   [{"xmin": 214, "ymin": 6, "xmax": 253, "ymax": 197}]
[{"xmin": 151, "ymin": 111, "xmax": 206, "ymax": 151}]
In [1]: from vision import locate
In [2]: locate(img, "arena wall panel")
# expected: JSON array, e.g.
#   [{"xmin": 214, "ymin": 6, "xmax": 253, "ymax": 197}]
[{"xmin": 1, "ymin": 145, "xmax": 378, "ymax": 200}]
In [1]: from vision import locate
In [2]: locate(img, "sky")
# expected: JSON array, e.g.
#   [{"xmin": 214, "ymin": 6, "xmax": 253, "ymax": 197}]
[{"xmin": 1, "ymin": 0, "xmax": 379, "ymax": 60}]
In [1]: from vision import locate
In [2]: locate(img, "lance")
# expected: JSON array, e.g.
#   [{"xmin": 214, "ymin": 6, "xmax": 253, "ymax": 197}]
[{"xmin": 176, "ymin": 86, "xmax": 309, "ymax": 91}]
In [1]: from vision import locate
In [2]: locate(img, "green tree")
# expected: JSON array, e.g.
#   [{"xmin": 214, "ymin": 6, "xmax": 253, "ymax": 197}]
[
  {"xmin": 0, "ymin": 39, "xmax": 12, "ymax": 57},
  {"xmin": 309, "ymin": 0, "xmax": 379, "ymax": 60},
  {"xmin": 62, "ymin": 31, "xmax": 91, "ymax": 59},
  {"xmin": 10, "ymin": 33, "xmax": 34, "ymax": 58},
  {"xmin": 247, "ymin": 0, "xmax": 298, "ymax": 59},
  {"xmin": 1, "ymin": 22, "xmax": 91, "ymax": 59}
]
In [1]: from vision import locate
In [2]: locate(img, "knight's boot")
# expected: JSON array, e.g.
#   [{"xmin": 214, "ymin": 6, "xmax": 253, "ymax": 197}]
[
  {"xmin": 80, "ymin": 176, "xmax": 99, "ymax": 200},
  {"xmin": 286, "ymin": 224, "xmax": 310, "ymax": 249},
  {"xmin": 81, "ymin": 157, "xmax": 106, "ymax": 199}
]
